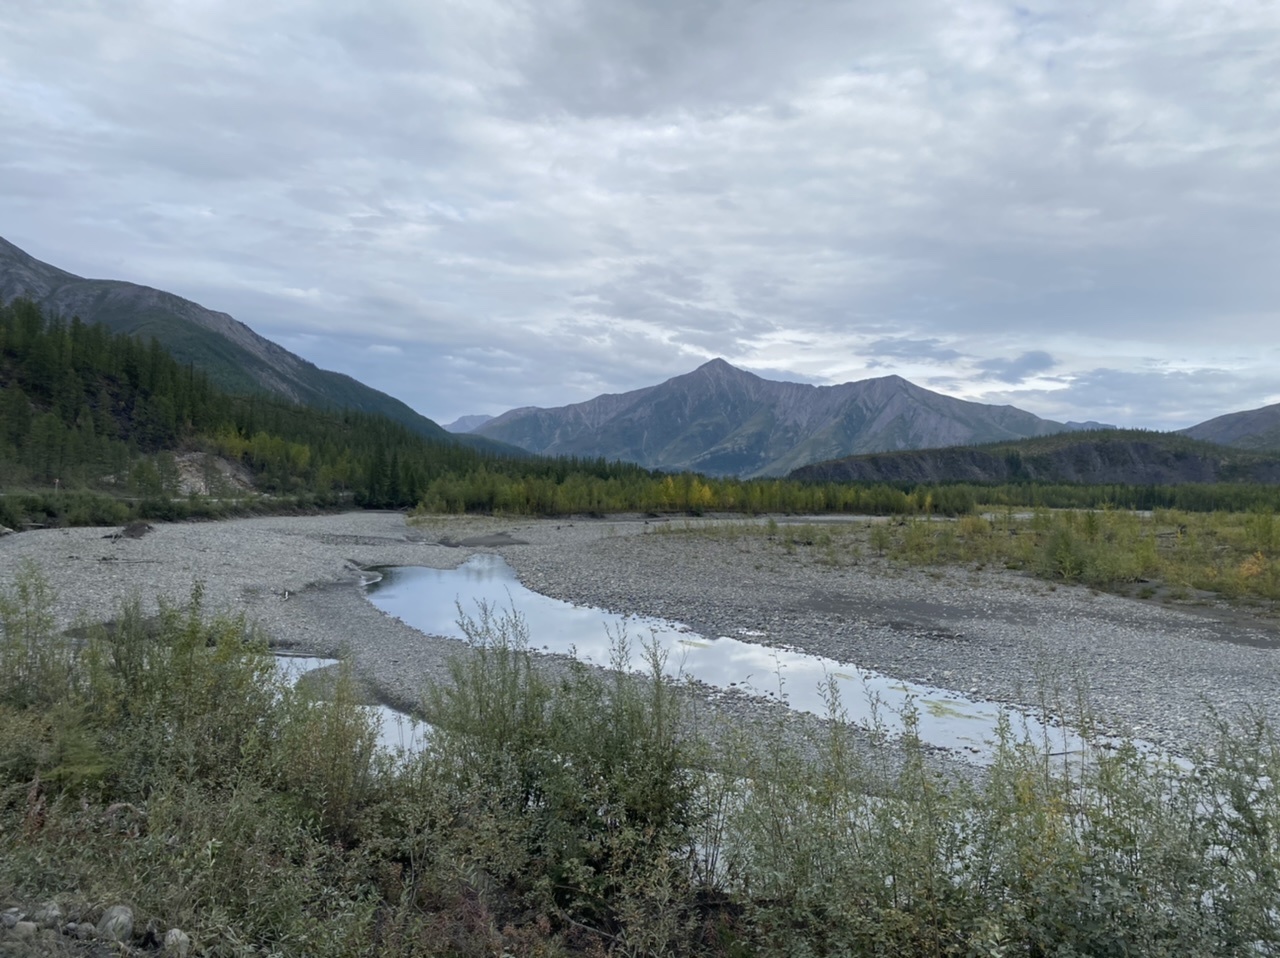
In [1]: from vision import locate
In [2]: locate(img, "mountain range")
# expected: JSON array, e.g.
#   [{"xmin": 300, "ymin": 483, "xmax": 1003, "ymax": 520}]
[
  {"xmin": 0, "ymin": 235, "xmax": 456, "ymax": 443},
  {"xmin": 6, "ymin": 234, "xmax": 1280, "ymax": 482},
  {"xmin": 472, "ymin": 359, "xmax": 1114, "ymax": 477}
]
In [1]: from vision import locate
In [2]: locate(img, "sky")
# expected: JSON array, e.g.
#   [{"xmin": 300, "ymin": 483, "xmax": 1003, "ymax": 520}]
[{"xmin": 3, "ymin": 0, "xmax": 1279, "ymax": 430}]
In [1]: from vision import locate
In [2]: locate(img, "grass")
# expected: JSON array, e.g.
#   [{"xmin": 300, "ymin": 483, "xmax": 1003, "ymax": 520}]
[
  {"xmin": 658, "ymin": 508, "xmax": 1280, "ymax": 609},
  {"xmin": 5, "ymin": 562, "xmax": 1280, "ymax": 955}
]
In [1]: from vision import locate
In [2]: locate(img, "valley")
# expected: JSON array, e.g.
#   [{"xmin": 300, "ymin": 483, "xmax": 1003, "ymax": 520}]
[{"xmin": 6, "ymin": 238, "xmax": 1280, "ymax": 954}]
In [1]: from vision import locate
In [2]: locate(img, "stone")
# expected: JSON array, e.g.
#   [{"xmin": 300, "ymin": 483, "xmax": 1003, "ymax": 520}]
[
  {"xmin": 12, "ymin": 920, "xmax": 38, "ymax": 940},
  {"xmin": 96, "ymin": 904, "xmax": 134, "ymax": 942},
  {"xmin": 32, "ymin": 902, "xmax": 63, "ymax": 929},
  {"xmin": 0, "ymin": 908, "xmax": 22, "ymax": 929},
  {"xmin": 164, "ymin": 927, "xmax": 192, "ymax": 957},
  {"xmin": 73, "ymin": 921, "xmax": 97, "ymax": 940}
]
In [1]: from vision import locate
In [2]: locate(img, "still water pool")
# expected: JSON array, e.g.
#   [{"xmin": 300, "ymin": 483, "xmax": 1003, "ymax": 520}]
[{"xmin": 365, "ymin": 554, "xmax": 1085, "ymax": 762}]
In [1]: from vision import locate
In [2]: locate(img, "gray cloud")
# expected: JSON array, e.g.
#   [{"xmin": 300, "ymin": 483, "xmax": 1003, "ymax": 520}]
[
  {"xmin": 975, "ymin": 365, "xmax": 1280, "ymax": 431},
  {"xmin": 976, "ymin": 350, "xmax": 1058, "ymax": 384},
  {"xmin": 3, "ymin": 0, "xmax": 1280, "ymax": 427},
  {"xmin": 867, "ymin": 338, "xmax": 966, "ymax": 365}
]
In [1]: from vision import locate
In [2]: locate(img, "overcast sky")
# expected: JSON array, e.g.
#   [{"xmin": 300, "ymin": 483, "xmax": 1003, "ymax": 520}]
[{"xmin": 3, "ymin": 1, "xmax": 1279, "ymax": 429}]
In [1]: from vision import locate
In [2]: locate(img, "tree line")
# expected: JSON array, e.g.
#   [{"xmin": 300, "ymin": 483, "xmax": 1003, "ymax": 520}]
[{"xmin": 4, "ymin": 297, "xmax": 1279, "ymax": 528}]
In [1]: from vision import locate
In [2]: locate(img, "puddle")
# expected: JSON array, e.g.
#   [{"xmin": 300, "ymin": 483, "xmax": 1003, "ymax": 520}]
[
  {"xmin": 364, "ymin": 554, "xmax": 1089, "ymax": 762},
  {"xmin": 274, "ymin": 652, "xmax": 427, "ymax": 757}
]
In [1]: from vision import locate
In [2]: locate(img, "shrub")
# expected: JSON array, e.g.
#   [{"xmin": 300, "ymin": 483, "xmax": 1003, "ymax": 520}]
[{"xmin": 421, "ymin": 604, "xmax": 706, "ymax": 949}]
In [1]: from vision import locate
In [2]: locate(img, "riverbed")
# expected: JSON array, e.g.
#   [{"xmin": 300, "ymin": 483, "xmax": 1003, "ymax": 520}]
[{"xmin": 4, "ymin": 511, "xmax": 1278, "ymax": 764}]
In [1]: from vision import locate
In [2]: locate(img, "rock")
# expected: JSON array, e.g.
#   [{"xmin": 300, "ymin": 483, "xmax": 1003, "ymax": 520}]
[
  {"xmin": 12, "ymin": 920, "xmax": 38, "ymax": 940},
  {"xmin": 0, "ymin": 908, "xmax": 22, "ymax": 928},
  {"xmin": 0, "ymin": 525, "xmax": 14, "ymax": 537},
  {"xmin": 73, "ymin": 921, "xmax": 97, "ymax": 940},
  {"xmin": 103, "ymin": 521, "xmax": 153, "ymax": 541},
  {"xmin": 164, "ymin": 927, "xmax": 192, "ymax": 957},
  {"xmin": 32, "ymin": 902, "xmax": 63, "ymax": 929},
  {"xmin": 96, "ymin": 904, "xmax": 134, "ymax": 942}
]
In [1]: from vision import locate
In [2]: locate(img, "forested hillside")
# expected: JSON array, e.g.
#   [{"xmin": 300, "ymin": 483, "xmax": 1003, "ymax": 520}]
[
  {"xmin": 790, "ymin": 430, "xmax": 1280, "ymax": 486},
  {"xmin": 0, "ymin": 299, "xmax": 717, "ymax": 525},
  {"xmin": 0, "ymin": 235, "xmax": 462, "ymax": 443},
  {"xmin": 0, "ymin": 299, "xmax": 511, "ymax": 523},
  {"xmin": 8, "ymin": 298, "xmax": 1280, "ymax": 530}
]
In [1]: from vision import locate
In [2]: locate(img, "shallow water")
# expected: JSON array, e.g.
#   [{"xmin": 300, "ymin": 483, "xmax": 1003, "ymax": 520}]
[
  {"xmin": 274, "ymin": 652, "xmax": 427, "ymax": 756},
  {"xmin": 365, "ymin": 554, "xmax": 1086, "ymax": 761}
]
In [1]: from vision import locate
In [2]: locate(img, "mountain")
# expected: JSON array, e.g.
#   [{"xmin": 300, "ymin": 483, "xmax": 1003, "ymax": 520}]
[
  {"xmin": 0, "ymin": 235, "xmax": 451, "ymax": 442},
  {"xmin": 474, "ymin": 358, "xmax": 1094, "ymax": 477},
  {"xmin": 1181, "ymin": 402, "xmax": 1280, "ymax": 452},
  {"xmin": 443, "ymin": 414, "xmax": 495, "ymax": 433},
  {"xmin": 789, "ymin": 431, "xmax": 1280, "ymax": 485}
]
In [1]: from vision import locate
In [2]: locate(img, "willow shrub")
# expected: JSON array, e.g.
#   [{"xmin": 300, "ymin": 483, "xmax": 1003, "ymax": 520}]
[
  {"xmin": 719, "ymin": 693, "xmax": 1280, "ymax": 958},
  {"xmin": 0, "ymin": 564, "xmax": 387, "ymax": 956},
  {"xmin": 7, "ymin": 563, "xmax": 1280, "ymax": 956},
  {"xmin": 417, "ymin": 604, "xmax": 708, "ymax": 953}
]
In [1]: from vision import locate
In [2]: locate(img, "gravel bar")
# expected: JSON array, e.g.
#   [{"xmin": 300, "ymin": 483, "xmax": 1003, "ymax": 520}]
[{"xmin": 4, "ymin": 511, "xmax": 1279, "ymax": 762}]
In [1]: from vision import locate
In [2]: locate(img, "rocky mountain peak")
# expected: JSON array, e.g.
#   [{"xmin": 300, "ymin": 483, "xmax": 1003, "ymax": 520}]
[{"xmin": 475, "ymin": 360, "xmax": 1081, "ymax": 477}]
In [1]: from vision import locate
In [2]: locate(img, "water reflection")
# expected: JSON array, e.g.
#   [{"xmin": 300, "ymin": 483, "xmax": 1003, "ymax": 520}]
[
  {"xmin": 365, "ymin": 554, "xmax": 1083, "ymax": 761},
  {"xmin": 274, "ymin": 653, "xmax": 427, "ymax": 756}
]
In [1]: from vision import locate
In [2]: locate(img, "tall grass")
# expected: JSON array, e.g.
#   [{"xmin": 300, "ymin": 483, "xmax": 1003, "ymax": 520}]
[{"xmin": 4, "ymin": 565, "xmax": 1280, "ymax": 955}]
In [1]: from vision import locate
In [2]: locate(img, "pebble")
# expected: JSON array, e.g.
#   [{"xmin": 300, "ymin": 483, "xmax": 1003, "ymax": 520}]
[
  {"xmin": 32, "ymin": 902, "xmax": 62, "ymax": 929},
  {"xmin": 4, "ymin": 511, "xmax": 1278, "ymax": 767},
  {"xmin": 164, "ymin": 927, "xmax": 192, "ymax": 956},
  {"xmin": 97, "ymin": 904, "xmax": 134, "ymax": 942}
]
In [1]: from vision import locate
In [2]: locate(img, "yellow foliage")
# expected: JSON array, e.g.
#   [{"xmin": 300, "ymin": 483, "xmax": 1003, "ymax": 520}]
[{"xmin": 1239, "ymin": 551, "xmax": 1269, "ymax": 579}]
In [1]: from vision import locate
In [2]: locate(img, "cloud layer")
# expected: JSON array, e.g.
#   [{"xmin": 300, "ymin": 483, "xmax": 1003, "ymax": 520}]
[{"xmin": 3, "ymin": 0, "xmax": 1279, "ymax": 427}]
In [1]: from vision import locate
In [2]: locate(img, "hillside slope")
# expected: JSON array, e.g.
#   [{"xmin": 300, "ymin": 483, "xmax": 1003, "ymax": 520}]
[
  {"xmin": 1182, "ymin": 403, "xmax": 1280, "ymax": 451},
  {"xmin": 0, "ymin": 236, "xmax": 451, "ymax": 441},
  {"xmin": 475, "ymin": 358, "xmax": 1091, "ymax": 477},
  {"xmin": 789, "ymin": 431, "xmax": 1280, "ymax": 485}
]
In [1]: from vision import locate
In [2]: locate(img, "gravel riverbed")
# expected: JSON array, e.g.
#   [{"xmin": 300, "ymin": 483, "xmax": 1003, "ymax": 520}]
[{"xmin": 4, "ymin": 510, "xmax": 1279, "ymax": 765}]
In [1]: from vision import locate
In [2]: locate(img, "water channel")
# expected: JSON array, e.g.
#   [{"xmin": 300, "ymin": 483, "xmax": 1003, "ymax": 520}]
[{"xmin": 365, "ymin": 553, "xmax": 1088, "ymax": 763}]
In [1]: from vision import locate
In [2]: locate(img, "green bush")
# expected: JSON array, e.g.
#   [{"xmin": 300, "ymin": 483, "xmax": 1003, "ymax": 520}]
[
  {"xmin": 6, "ymin": 567, "xmax": 1280, "ymax": 956},
  {"xmin": 420, "ymin": 605, "xmax": 705, "ymax": 950}
]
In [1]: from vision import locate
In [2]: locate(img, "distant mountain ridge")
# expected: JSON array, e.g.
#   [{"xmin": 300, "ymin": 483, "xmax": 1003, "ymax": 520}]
[
  {"xmin": 0, "ymin": 235, "xmax": 452, "ymax": 442},
  {"xmin": 789, "ymin": 431, "xmax": 1280, "ymax": 485},
  {"xmin": 475, "ymin": 358, "xmax": 1105, "ymax": 477},
  {"xmin": 443, "ymin": 414, "xmax": 495, "ymax": 433},
  {"xmin": 1181, "ymin": 402, "xmax": 1280, "ymax": 451}
]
